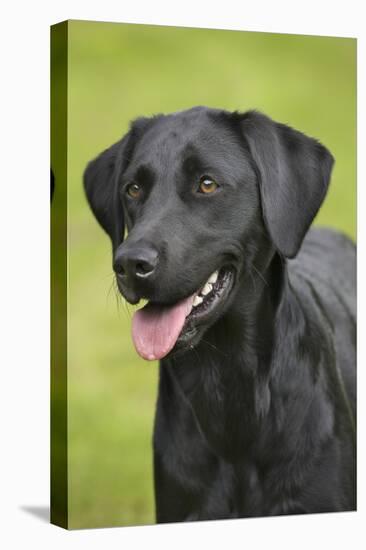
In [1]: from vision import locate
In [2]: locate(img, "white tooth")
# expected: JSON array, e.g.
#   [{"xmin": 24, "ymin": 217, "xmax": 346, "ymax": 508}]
[
  {"xmin": 193, "ymin": 295, "xmax": 203, "ymax": 307},
  {"xmin": 208, "ymin": 271, "xmax": 218, "ymax": 284},
  {"xmin": 201, "ymin": 283, "xmax": 212, "ymax": 296}
]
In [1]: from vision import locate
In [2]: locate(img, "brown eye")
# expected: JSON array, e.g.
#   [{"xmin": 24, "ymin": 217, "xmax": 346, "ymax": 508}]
[
  {"xmin": 126, "ymin": 183, "xmax": 141, "ymax": 199},
  {"xmin": 198, "ymin": 176, "xmax": 218, "ymax": 194}
]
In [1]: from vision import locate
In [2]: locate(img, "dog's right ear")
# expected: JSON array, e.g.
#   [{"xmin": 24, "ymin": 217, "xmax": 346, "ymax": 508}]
[
  {"xmin": 84, "ymin": 138, "xmax": 128, "ymax": 250},
  {"xmin": 84, "ymin": 117, "xmax": 152, "ymax": 251}
]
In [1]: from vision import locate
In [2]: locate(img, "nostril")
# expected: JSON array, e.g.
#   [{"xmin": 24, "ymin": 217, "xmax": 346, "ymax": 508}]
[
  {"xmin": 114, "ymin": 262, "xmax": 126, "ymax": 276},
  {"xmin": 135, "ymin": 260, "xmax": 154, "ymax": 277}
]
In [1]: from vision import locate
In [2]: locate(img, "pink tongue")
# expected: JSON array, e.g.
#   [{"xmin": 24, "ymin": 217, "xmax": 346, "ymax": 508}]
[{"xmin": 131, "ymin": 295, "xmax": 195, "ymax": 361}]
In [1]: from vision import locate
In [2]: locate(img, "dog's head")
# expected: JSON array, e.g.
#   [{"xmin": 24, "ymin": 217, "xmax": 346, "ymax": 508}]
[{"xmin": 84, "ymin": 107, "xmax": 333, "ymax": 360}]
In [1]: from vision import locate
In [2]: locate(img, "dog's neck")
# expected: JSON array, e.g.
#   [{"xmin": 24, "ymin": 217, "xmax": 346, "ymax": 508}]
[{"xmin": 162, "ymin": 252, "xmax": 325, "ymax": 460}]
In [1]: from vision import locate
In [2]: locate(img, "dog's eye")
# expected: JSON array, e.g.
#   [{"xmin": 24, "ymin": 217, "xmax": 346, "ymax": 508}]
[
  {"xmin": 198, "ymin": 176, "xmax": 218, "ymax": 195},
  {"xmin": 126, "ymin": 183, "xmax": 142, "ymax": 199}
]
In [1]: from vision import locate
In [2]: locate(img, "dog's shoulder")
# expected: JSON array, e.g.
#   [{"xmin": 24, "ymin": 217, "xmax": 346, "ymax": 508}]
[
  {"xmin": 288, "ymin": 227, "xmax": 356, "ymax": 417},
  {"xmin": 288, "ymin": 227, "xmax": 356, "ymax": 316}
]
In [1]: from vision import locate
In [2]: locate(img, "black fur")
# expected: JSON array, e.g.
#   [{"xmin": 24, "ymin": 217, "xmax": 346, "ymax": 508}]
[{"xmin": 84, "ymin": 107, "xmax": 356, "ymax": 522}]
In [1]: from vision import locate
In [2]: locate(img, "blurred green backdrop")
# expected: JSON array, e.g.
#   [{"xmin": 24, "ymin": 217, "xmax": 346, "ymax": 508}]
[{"xmin": 67, "ymin": 20, "xmax": 356, "ymax": 528}]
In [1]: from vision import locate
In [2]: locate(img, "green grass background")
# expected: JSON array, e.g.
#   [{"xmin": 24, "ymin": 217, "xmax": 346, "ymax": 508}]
[{"xmin": 66, "ymin": 20, "xmax": 356, "ymax": 528}]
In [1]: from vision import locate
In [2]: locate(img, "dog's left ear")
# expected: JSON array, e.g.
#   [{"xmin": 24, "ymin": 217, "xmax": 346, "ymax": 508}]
[{"xmin": 239, "ymin": 111, "xmax": 334, "ymax": 258}]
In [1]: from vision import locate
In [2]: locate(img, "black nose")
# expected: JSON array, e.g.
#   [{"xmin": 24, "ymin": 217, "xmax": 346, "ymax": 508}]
[{"xmin": 113, "ymin": 246, "xmax": 159, "ymax": 280}]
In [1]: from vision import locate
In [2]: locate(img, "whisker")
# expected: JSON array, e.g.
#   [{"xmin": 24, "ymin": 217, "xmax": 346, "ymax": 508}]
[
  {"xmin": 249, "ymin": 269, "xmax": 257, "ymax": 294},
  {"xmin": 252, "ymin": 264, "xmax": 269, "ymax": 287},
  {"xmin": 200, "ymin": 338, "xmax": 228, "ymax": 358},
  {"xmin": 123, "ymin": 299, "xmax": 133, "ymax": 320},
  {"xmin": 192, "ymin": 345, "xmax": 203, "ymax": 366},
  {"xmin": 112, "ymin": 279, "xmax": 122, "ymax": 317},
  {"xmin": 106, "ymin": 280, "xmax": 115, "ymax": 304},
  {"xmin": 106, "ymin": 275, "xmax": 137, "ymax": 322},
  {"xmin": 101, "ymin": 271, "xmax": 116, "ymax": 282},
  {"xmin": 106, "ymin": 279, "xmax": 120, "ymax": 314}
]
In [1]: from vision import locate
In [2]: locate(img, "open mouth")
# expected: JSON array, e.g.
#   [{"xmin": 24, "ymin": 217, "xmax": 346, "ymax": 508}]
[
  {"xmin": 181, "ymin": 267, "xmax": 234, "ymax": 328},
  {"xmin": 131, "ymin": 266, "xmax": 235, "ymax": 361}
]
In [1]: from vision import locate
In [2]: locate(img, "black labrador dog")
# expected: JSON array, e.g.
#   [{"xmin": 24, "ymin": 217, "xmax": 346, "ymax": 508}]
[{"xmin": 84, "ymin": 107, "xmax": 356, "ymax": 522}]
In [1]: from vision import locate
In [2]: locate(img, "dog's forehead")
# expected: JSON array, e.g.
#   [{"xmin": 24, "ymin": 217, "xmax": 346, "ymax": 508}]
[
  {"xmin": 135, "ymin": 109, "xmax": 230, "ymax": 158},
  {"xmin": 131, "ymin": 108, "xmax": 236, "ymax": 166}
]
